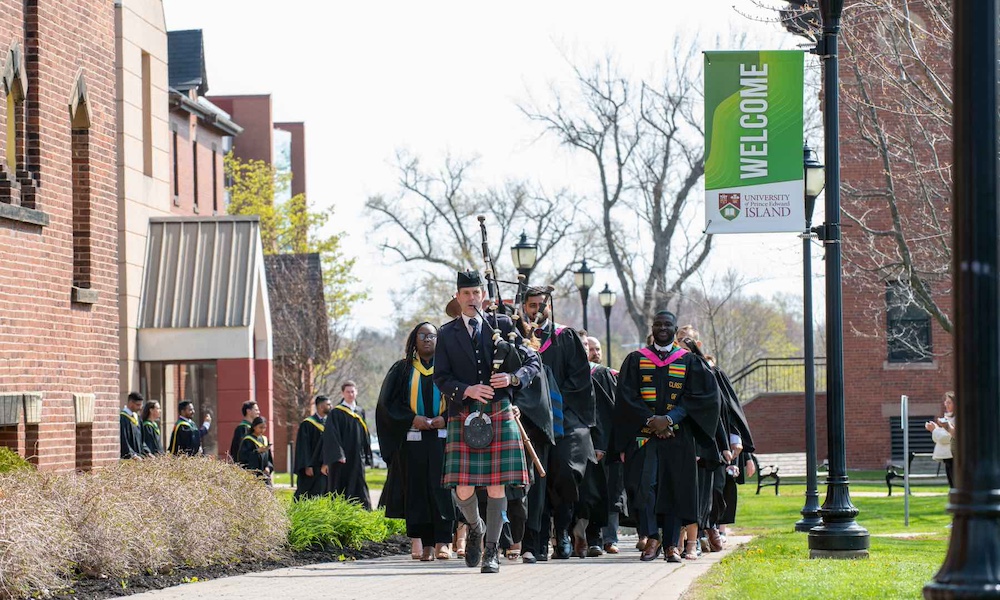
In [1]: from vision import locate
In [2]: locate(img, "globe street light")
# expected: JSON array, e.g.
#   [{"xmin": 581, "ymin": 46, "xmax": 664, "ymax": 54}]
[
  {"xmin": 574, "ymin": 259, "xmax": 595, "ymax": 331},
  {"xmin": 808, "ymin": 0, "xmax": 870, "ymax": 559},
  {"xmin": 598, "ymin": 284, "xmax": 617, "ymax": 368},
  {"xmin": 510, "ymin": 231, "xmax": 538, "ymax": 283},
  {"xmin": 796, "ymin": 142, "xmax": 825, "ymax": 533}
]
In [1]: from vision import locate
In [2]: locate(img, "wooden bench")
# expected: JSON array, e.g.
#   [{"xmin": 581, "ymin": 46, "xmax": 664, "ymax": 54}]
[
  {"xmin": 752, "ymin": 452, "xmax": 815, "ymax": 496},
  {"xmin": 885, "ymin": 451, "xmax": 945, "ymax": 496}
]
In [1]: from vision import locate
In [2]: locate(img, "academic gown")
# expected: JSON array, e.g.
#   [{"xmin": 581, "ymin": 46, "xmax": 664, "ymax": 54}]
[
  {"xmin": 514, "ymin": 363, "xmax": 560, "ymax": 532},
  {"xmin": 229, "ymin": 421, "xmax": 252, "ymax": 462},
  {"xmin": 293, "ymin": 414, "xmax": 328, "ymax": 499},
  {"xmin": 714, "ymin": 366, "xmax": 755, "ymax": 524},
  {"xmin": 613, "ymin": 346, "xmax": 720, "ymax": 523},
  {"xmin": 119, "ymin": 410, "xmax": 143, "ymax": 459},
  {"xmin": 589, "ymin": 364, "xmax": 624, "ymax": 520},
  {"xmin": 168, "ymin": 418, "xmax": 209, "ymax": 456},
  {"xmin": 375, "ymin": 358, "xmax": 455, "ymax": 528},
  {"xmin": 142, "ymin": 420, "xmax": 163, "ymax": 456},
  {"xmin": 238, "ymin": 435, "xmax": 274, "ymax": 485},
  {"xmin": 537, "ymin": 325, "xmax": 596, "ymax": 507},
  {"xmin": 322, "ymin": 401, "xmax": 373, "ymax": 509}
]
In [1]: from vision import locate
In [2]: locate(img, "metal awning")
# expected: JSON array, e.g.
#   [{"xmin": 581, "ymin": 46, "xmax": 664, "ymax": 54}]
[{"xmin": 137, "ymin": 216, "xmax": 272, "ymax": 362}]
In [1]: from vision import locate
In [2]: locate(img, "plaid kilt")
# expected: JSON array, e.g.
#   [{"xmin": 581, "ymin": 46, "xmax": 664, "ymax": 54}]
[{"xmin": 442, "ymin": 397, "xmax": 528, "ymax": 487}]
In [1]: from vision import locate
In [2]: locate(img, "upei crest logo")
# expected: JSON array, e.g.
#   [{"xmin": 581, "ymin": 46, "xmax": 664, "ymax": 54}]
[{"xmin": 719, "ymin": 193, "xmax": 741, "ymax": 221}]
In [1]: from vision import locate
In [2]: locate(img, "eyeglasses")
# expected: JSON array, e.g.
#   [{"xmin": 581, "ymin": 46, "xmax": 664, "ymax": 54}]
[{"xmin": 417, "ymin": 333, "xmax": 438, "ymax": 341}]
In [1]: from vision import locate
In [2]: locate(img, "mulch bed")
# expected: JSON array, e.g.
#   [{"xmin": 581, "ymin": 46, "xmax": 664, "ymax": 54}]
[{"xmin": 47, "ymin": 536, "xmax": 409, "ymax": 600}]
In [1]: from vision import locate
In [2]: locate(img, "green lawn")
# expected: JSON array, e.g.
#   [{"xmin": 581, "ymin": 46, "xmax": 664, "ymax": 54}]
[
  {"xmin": 271, "ymin": 468, "xmax": 388, "ymax": 490},
  {"xmin": 690, "ymin": 477, "xmax": 951, "ymax": 599}
]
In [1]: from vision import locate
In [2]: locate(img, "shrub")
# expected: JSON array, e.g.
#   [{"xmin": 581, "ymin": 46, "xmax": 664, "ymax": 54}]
[
  {"xmin": 0, "ymin": 447, "xmax": 30, "ymax": 473},
  {"xmin": 0, "ymin": 471, "xmax": 78, "ymax": 599},
  {"xmin": 287, "ymin": 494, "xmax": 399, "ymax": 551}
]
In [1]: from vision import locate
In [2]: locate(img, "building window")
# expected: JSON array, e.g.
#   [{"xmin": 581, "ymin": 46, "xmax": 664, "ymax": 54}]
[
  {"xmin": 70, "ymin": 76, "xmax": 92, "ymax": 294},
  {"xmin": 886, "ymin": 282, "xmax": 932, "ymax": 362},
  {"xmin": 211, "ymin": 144, "xmax": 218, "ymax": 214},
  {"xmin": 192, "ymin": 140, "xmax": 199, "ymax": 212},
  {"xmin": 171, "ymin": 129, "xmax": 178, "ymax": 202},
  {"xmin": 141, "ymin": 51, "xmax": 153, "ymax": 177}
]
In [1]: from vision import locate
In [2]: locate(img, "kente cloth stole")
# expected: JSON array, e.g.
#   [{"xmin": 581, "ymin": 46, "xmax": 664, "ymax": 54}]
[
  {"xmin": 303, "ymin": 415, "xmax": 325, "ymax": 432},
  {"xmin": 335, "ymin": 404, "xmax": 369, "ymax": 434},
  {"xmin": 410, "ymin": 360, "xmax": 443, "ymax": 416},
  {"xmin": 537, "ymin": 326, "xmax": 566, "ymax": 354},
  {"xmin": 143, "ymin": 420, "xmax": 159, "ymax": 436},
  {"xmin": 635, "ymin": 346, "xmax": 688, "ymax": 446},
  {"xmin": 242, "ymin": 435, "xmax": 269, "ymax": 448},
  {"xmin": 120, "ymin": 411, "xmax": 138, "ymax": 426}
]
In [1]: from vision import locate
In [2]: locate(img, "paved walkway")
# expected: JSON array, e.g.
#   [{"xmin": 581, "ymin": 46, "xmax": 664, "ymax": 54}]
[{"xmin": 128, "ymin": 535, "xmax": 750, "ymax": 600}]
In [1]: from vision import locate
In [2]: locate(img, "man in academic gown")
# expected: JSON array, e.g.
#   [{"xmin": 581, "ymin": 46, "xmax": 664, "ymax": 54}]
[
  {"xmin": 120, "ymin": 392, "xmax": 145, "ymax": 459},
  {"xmin": 518, "ymin": 289, "xmax": 596, "ymax": 561},
  {"xmin": 612, "ymin": 310, "xmax": 720, "ymax": 563},
  {"xmin": 584, "ymin": 336, "xmax": 624, "ymax": 556},
  {"xmin": 229, "ymin": 401, "xmax": 260, "ymax": 462},
  {"xmin": 322, "ymin": 381, "xmax": 373, "ymax": 509},
  {"xmin": 168, "ymin": 400, "xmax": 212, "ymax": 456},
  {"xmin": 294, "ymin": 395, "xmax": 333, "ymax": 500}
]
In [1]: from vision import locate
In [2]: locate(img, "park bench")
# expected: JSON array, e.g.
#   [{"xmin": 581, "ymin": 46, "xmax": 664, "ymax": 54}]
[
  {"xmin": 885, "ymin": 451, "xmax": 945, "ymax": 496},
  {"xmin": 752, "ymin": 452, "xmax": 815, "ymax": 495}
]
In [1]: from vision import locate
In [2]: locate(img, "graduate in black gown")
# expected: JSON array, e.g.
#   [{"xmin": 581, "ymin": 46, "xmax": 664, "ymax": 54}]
[
  {"xmin": 322, "ymin": 381, "xmax": 373, "ymax": 509},
  {"xmin": 168, "ymin": 400, "xmax": 212, "ymax": 456},
  {"xmin": 376, "ymin": 322, "xmax": 456, "ymax": 560},
  {"xmin": 140, "ymin": 400, "xmax": 164, "ymax": 456},
  {"xmin": 613, "ymin": 310, "xmax": 720, "ymax": 563},
  {"xmin": 229, "ymin": 401, "xmax": 259, "ymax": 462},
  {"xmin": 120, "ymin": 392, "xmax": 145, "ymax": 459},
  {"xmin": 238, "ymin": 416, "xmax": 274, "ymax": 486},
  {"xmin": 584, "ymin": 336, "xmax": 624, "ymax": 556},
  {"xmin": 518, "ymin": 289, "xmax": 596, "ymax": 561},
  {"xmin": 294, "ymin": 395, "xmax": 332, "ymax": 500}
]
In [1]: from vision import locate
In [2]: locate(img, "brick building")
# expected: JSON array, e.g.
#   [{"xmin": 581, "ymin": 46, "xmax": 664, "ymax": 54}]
[
  {"xmin": 746, "ymin": 6, "xmax": 953, "ymax": 469},
  {"xmin": 0, "ymin": 0, "xmax": 119, "ymax": 471}
]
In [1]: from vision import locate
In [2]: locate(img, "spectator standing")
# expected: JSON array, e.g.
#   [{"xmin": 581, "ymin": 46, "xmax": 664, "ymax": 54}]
[{"xmin": 926, "ymin": 391, "xmax": 956, "ymax": 487}]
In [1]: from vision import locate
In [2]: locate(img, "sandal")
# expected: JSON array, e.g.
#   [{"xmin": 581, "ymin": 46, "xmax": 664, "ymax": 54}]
[
  {"xmin": 420, "ymin": 547, "xmax": 435, "ymax": 561},
  {"xmin": 411, "ymin": 539, "xmax": 423, "ymax": 560},
  {"xmin": 682, "ymin": 541, "xmax": 699, "ymax": 560},
  {"xmin": 505, "ymin": 543, "xmax": 521, "ymax": 561},
  {"xmin": 436, "ymin": 543, "xmax": 451, "ymax": 559}
]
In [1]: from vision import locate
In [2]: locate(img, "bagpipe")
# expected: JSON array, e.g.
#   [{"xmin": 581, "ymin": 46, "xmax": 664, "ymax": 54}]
[{"xmin": 471, "ymin": 215, "xmax": 546, "ymax": 477}]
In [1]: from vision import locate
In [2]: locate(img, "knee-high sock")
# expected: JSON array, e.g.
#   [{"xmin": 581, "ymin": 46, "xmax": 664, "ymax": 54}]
[
  {"xmin": 455, "ymin": 491, "xmax": 484, "ymax": 533},
  {"xmin": 486, "ymin": 496, "xmax": 508, "ymax": 545}
]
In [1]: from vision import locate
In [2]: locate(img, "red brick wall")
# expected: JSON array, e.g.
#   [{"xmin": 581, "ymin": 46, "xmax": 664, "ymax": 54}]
[
  {"xmin": 209, "ymin": 95, "xmax": 273, "ymax": 165},
  {"xmin": 743, "ymin": 393, "xmax": 829, "ymax": 462},
  {"xmin": 168, "ymin": 108, "xmax": 227, "ymax": 217},
  {"xmin": 0, "ymin": 0, "xmax": 119, "ymax": 472}
]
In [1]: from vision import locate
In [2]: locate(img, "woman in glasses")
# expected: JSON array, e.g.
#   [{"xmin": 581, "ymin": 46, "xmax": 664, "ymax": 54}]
[{"xmin": 376, "ymin": 322, "xmax": 456, "ymax": 561}]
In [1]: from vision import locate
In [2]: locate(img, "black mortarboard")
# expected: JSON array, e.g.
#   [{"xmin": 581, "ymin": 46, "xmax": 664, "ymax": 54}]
[{"xmin": 456, "ymin": 270, "xmax": 484, "ymax": 290}]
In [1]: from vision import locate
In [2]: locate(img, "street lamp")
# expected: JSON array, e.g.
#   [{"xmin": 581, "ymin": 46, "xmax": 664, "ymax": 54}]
[
  {"xmin": 598, "ymin": 284, "xmax": 617, "ymax": 368},
  {"xmin": 510, "ymin": 231, "xmax": 538, "ymax": 283},
  {"xmin": 574, "ymin": 259, "xmax": 595, "ymax": 330},
  {"xmin": 795, "ymin": 143, "xmax": 824, "ymax": 533},
  {"xmin": 924, "ymin": 1, "xmax": 1000, "ymax": 596},
  {"xmin": 808, "ymin": 0, "xmax": 870, "ymax": 558}
]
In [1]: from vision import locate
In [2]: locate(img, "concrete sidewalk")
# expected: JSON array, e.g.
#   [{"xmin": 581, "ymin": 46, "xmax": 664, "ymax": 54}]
[{"xmin": 128, "ymin": 535, "xmax": 749, "ymax": 600}]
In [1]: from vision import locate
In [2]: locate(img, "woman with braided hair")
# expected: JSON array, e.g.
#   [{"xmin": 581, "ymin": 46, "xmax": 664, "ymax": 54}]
[{"xmin": 376, "ymin": 322, "xmax": 456, "ymax": 561}]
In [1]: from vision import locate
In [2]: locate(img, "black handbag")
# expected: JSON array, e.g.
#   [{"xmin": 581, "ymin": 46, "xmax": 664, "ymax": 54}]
[{"xmin": 463, "ymin": 409, "xmax": 494, "ymax": 449}]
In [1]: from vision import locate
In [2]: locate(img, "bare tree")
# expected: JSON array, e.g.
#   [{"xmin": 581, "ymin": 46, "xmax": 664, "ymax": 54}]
[
  {"xmin": 520, "ymin": 41, "xmax": 715, "ymax": 338},
  {"xmin": 366, "ymin": 151, "xmax": 591, "ymax": 312},
  {"xmin": 777, "ymin": 0, "xmax": 953, "ymax": 359}
]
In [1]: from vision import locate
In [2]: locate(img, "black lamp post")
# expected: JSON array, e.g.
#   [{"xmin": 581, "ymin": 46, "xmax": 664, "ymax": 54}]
[
  {"xmin": 574, "ymin": 259, "xmax": 595, "ymax": 331},
  {"xmin": 924, "ymin": 1, "xmax": 1000, "ymax": 596},
  {"xmin": 808, "ymin": 0, "xmax": 870, "ymax": 558},
  {"xmin": 795, "ymin": 143, "xmax": 825, "ymax": 533},
  {"xmin": 510, "ymin": 231, "xmax": 539, "ymax": 283},
  {"xmin": 598, "ymin": 284, "xmax": 617, "ymax": 368}
]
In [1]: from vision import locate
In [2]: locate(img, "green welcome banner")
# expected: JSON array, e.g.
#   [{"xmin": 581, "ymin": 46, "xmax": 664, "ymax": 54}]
[{"xmin": 704, "ymin": 50, "xmax": 804, "ymax": 234}]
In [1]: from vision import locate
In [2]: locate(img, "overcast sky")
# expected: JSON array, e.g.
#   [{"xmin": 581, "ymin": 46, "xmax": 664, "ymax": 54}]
[{"xmin": 163, "ymin": 1, "xmax": 824, "ymax": 332}]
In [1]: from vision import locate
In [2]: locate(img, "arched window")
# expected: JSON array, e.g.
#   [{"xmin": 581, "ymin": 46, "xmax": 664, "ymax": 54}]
[
  {"xmin": 1, "ymin": 42, "xmax": 27, "ymax": 206},
  {"xmin": 69, "ymin": 71, "xmax": 94, "ymax": 299}
]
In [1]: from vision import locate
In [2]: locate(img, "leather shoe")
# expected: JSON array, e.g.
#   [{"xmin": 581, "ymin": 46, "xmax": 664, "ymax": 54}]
[
  {"xmin": 573, "ymin": 535, "xmax": 588, "ymax": 558},
  {"xmin": 465, "ymin": 522, "xmax": 484, "ymax": 568},
  {"xmin": 552, "ymin": 535, "xmax": 572, "ymax": 559},
  {"xmin": 707, "ymin": 528, "xmax": 724, "ymax": 552},
  {"xmin": 639, "ymin": 538, "xmax": 662, "ymax": 562},
  {"xmin": 665, "ymin": 546, "xmax": 682, "ymax": 563},
  {"xmin": 481, "ymin": 542, "xmax": 500, "ymax": 573},
  {"xmin": 587, "ymin": 545, "xmax": 604, "ymax": 557},
  {"xmin": 537, "ymin": 544, "xmax": 549, "ymax": 561},
  {"xmin": 521, "ymin": 551, "xmax": 537, "ymax": 564},
  {"xmin": 604, "ymin": 543, "xmax": 620, "ymax": 554}
]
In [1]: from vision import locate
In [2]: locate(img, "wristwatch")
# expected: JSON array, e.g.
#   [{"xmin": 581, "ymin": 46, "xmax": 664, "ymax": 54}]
[{"xmin": 509, "ymin": 374, "xmax": 520, "ymax": 387}]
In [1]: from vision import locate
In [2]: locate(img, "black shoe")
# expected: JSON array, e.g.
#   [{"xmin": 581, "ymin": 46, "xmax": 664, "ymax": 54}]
[
  {"xmin": 481, "ymin": 543, "xmax": 500, "ymax": 573},
  {"xmin": 465, "ymin": 523, "xmax": 484, "ymax": 568},
  {"xmin": 552, "ymin": 535, "xmax": 572, "ymax": 559},
  {"xmin": 537, "ymin": 544, "xmax": 549, "ymax": 562}
]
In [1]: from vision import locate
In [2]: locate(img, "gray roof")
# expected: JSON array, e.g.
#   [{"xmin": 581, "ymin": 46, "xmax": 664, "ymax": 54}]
[
  {"xmin": 264, "ymin": 253, "xmax": 330, "ymax": 360},
  {"xmin": 140, "ymin": 217, "xmax": 263, "ymax": 329},
  {"xmin": 167, "ymin": 29, "xmax": 208, "ymax": 96}
]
